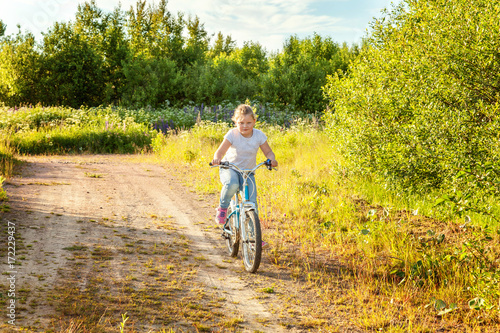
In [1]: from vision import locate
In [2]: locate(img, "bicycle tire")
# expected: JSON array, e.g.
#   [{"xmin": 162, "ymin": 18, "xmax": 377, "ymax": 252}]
[
  {"xmin": 224, "ymin": 204, "xmax": 239, "ymax": 257},
  {"xmin": 241, "ymin": 210, "xmax": 262, "ymax": 273}
]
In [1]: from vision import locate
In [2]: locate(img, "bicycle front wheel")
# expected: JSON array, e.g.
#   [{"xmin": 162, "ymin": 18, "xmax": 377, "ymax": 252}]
[
  {"xmin": 224, "ymin": 204, "xmax": 239, "ymax": 257},
  {"xmin": 241, "ymin": 210, "xmax": 262, "ymax": 273}
]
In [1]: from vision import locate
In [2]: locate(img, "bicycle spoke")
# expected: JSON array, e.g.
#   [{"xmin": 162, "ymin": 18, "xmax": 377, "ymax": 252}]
[
  {"xmin": 224, "ymin": 202, "xmax": 239, "ymax": 257},
  {"xmin": 241, "ymin": 210, "xmax": 262, "ymax": 273}
]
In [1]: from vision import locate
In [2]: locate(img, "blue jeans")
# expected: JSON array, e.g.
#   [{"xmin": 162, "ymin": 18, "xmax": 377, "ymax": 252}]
[{"xmin": 219, "ymin": 168, "xmax": 258, "ymax": 211}]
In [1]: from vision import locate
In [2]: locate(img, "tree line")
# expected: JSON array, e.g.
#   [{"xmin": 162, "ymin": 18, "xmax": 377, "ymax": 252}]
[{"xmin": 0, "ymin": 0, "xmax": 362, "ymax": 111}]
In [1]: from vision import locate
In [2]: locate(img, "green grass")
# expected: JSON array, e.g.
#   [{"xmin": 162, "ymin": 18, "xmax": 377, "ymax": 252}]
[
  {"xmin": 0, "ymin": 139, "xmax": 15, "ymax": 202},
  {"xmin": 152, "ymin": 120, "xmax": 500, "ymax": 332},
  {"xmin": 0, "ymin": 103, "xmax": 313, "ymax": 155},
  {"xmin": 1, "ymin": 104, "xmax": 499, "ymax": 331}
]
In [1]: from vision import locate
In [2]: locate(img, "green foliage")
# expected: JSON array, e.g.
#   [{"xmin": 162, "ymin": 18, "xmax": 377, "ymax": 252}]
[
  {"xmin": 323, "ymin": 0, "xmax": 500, "ymax": 201},
  {"xmin": 121, "ymin": 55, "xmax": 182, "ymax": 108},
  {"xmin": 0, "ymin": 20, "xmax": 6, "ymax": 37},
  {"xmin": 0, "ymin": 2, "xmax": 358, "ymax": 112},
  {"xmin": 0, "ymin": 103, "xmax": 311, "ymax": 155},
  {"xmin": 41, "ymin": 22, "xmax": 106, "ymax": 107},
  {"xmin": 74, "ymin": 1, "xmax": 129, "ymax": 103},
  {"xmin": 0, "ymin": 138, "xmax": 15, "ymax": 203},
  {"xmin": 209, "ymin": 31, "xmax": 236, "ymax": 58},
  {"xmin": 126, "ymin": 0, "xmax": 185, "ymax": 62},
  {"xmin": 183, "ymin": 55, "xmax": 254, "ymax": 105},
  {"xmin": 262, "ymin": 34, "xmax": 360, "ymax": 112},
  {"xmin": 1, "ymin": 106, "xmax": 154, "ymax": 154},
  {"xmin": 0, "ymin": 30, "xmax": 41, "ymax": 106},
  {"xmin": 183, "ymin": 41, "xmax": 269, "ymax": 104}
]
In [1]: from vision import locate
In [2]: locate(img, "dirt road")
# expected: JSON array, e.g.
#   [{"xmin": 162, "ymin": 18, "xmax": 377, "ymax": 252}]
[{"xmin": 1, "ymin": 154, "xmax": 310, "ymax": 332}]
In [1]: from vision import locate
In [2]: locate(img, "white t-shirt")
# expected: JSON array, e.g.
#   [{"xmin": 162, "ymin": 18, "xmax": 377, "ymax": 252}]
[{"xmin": 222, "ymin": 128, "xmax": 267, "ymax": 169}]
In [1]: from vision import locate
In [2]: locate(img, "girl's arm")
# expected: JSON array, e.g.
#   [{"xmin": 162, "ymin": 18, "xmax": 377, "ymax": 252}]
[
  {"xmin": 212, "ymin": 138, "xmax": 232, "ymax": 165},
  {"xmin": 260, "ymin": 141, "xmax": 278, "ymax": 167}
]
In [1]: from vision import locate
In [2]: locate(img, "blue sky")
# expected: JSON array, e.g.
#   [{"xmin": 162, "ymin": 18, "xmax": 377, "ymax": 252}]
[{"xmin": 0, "ymin": 0, "xmax": 400, "ymax": 52}]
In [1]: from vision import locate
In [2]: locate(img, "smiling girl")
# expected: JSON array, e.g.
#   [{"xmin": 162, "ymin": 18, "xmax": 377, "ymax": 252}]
[{"xmin": 211, "ymin": 104, "xmax": 278, "ymax": 224}]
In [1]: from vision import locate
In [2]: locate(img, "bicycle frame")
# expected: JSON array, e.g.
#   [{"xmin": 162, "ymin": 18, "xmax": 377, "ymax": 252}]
[
  {"xmin": 223, "ymin": 162, "xmax": 264, "ymax": 237},
  {"xmin": 210, "ymin": 159, "xmax": 274, "ymax": 272}
]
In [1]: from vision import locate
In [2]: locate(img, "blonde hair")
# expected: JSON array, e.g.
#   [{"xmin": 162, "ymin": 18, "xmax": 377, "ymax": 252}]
[{"xmin": 231, "ymin": 104, "xmax": 256, "ymax": 122}]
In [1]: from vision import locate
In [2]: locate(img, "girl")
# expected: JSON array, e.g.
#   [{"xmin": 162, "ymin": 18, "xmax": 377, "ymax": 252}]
[{"xmin": 211, "ymin": 104, "xmax": 278, "ymax": 225}]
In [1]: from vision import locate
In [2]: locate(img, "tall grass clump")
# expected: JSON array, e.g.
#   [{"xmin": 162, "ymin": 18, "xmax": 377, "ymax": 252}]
[
  {"xmin": 0, "ymin": 140, "xmax": 15, "ymax": 202},
  {"xmin": 1, "ymin": 106, "xmax": 156, "ymax": 154},
  {"xmin": 0, "ymin": 140, "xmax": 14, "ymax": 177}
]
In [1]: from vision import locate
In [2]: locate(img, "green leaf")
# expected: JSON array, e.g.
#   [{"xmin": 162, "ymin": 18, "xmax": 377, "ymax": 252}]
[
  {"xmin": 438, "ymin": 303, "xmax": 457, "ymax": 316},
  {"xmin": 436, "ymin": 234, "xmax": 445, "ymax": 243},
  {"xmin": 468, "ymin": 297, "xmax": 485, "ymax": 310},
  {"xmin": 434, "ymin": 197, "xmax": 447, "ymax": 206},
  {"xmin": 434, "ymin": 299, "xmax": 447, "ymax": 311}
]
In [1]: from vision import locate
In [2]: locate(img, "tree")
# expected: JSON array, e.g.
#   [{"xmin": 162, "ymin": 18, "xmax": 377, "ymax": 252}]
[
  {"xmin": 0, "ymin": 29, "xmax": 41, "ymax": 106},
  {"xmin": 210, "ymin": 31, "xmax": 236, "ymax": 58},
  {"xmin": 323, "ymin": 0, "xmax": 500, "ymax": 192},
  {"xmin": 261, "ymin": 33, "xmax": 353, "ymax": 112},
  {"xmin": 232, "ymin": 41, "xmax": 268, "ymax": 80},
  {"xmin": 126, "ymin": 0, "xmax": 185, "ymax": 64},
  {"xmin": 40, "ymin": 22, "xmax": 105, "ymax": 107},
  {"xmin": 121, "ymin": 55, "xmax": 182, "ymax": 108},
  {"xmin": 74, "ymin": 1, "xmax": 130, "ymax": 103},
  {"xmin": 182, "ymin": 15, "xmax": 209, "ymax": 67},
  {"xmin": 0, "ymin": 20, "xmax": 6, "ymax": 37}
]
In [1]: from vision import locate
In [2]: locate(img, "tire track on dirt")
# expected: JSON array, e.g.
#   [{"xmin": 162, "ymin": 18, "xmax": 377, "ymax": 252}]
[
  {"xmin": 1, "ymin": 155, "xmax": 294, "ymax": 332},
  {"xmin": 97, "ymin": 156, "xmax": 291, "ymax": 332}
]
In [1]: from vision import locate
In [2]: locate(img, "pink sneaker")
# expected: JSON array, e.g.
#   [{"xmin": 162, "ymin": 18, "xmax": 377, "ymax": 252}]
[{"xmin": 215, "ymin": 207, "xmax": 228, "ymax": 224}]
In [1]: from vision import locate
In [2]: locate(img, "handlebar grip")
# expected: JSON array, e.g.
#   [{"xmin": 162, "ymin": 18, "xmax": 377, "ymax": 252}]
[
  {"xmin": 265, "ymin": 159, "xmax": 273, "ymax": 170},
  {"xmin": 209, "ymin": 161, "xmax": 229, "ymax": 167}
]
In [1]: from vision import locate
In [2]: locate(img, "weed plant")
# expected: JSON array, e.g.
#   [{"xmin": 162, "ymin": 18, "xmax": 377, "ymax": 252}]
[
  {"xmin": 152, "ymin": 120, "xmax": 500, "ymax": 331},
  {"xmin": 0, "ymin": 139, "xmax": 15, "ymax": 201}
]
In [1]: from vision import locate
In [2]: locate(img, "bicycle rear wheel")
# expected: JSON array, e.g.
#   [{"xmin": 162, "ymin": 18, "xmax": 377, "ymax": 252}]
[
  {"xmin": 224, "ymin": 204, "xmax": 239, "ymax": 257},
  {"xmin": 241, "ymin": 210, "xmax": 262, "ymax": 273}
]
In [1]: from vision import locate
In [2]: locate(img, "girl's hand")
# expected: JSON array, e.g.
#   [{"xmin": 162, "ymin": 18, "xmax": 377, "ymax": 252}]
[
  {"xmin": 270, "ymin": 159, "xmax": 278, "ymax": 168},
  {"xmin": 212, "ymin": 158, "xmax": 222, "ymax": 165}
]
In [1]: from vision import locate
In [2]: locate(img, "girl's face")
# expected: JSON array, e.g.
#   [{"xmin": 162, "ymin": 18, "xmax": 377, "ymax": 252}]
[{"xmin": 235, "ymin": 114, "xmax": 256, "ymax": 137}]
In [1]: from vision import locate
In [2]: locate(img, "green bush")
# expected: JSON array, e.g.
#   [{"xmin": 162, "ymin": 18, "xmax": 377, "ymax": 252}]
[
  {"xmin": 10, "ymin": 123, "xmax": 153, "ymax": 155},
  {"xmin": 262, "ymin": 34, "xmax": 360, "ymax": 112},
  {"xmin": 323, "ymin": 0, "xmax": 500, "ymax": 205},
  {"xmin": 121, "ymin": 56, "xmax": 182, "ymax": 108}
]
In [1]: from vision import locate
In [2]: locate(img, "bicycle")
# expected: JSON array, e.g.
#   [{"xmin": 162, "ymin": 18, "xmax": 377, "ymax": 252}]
[{"xmin": 210, "ymin": 159, "xmax": 275, "ymax": 273}]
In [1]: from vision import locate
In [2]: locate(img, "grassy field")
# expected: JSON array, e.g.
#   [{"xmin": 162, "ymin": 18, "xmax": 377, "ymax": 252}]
[
  {"xmin": 1, "ymin": 105, "xmax": 499, "ymax": 331},
  {"xmin": 153, "ymin": 120, "xmax": 500, "ymax": 332}
]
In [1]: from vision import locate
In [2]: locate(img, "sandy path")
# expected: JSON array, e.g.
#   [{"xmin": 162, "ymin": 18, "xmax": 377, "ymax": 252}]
[{"xmin": 1, "ymin": 154, "xmax": 298, "ymax": 332}]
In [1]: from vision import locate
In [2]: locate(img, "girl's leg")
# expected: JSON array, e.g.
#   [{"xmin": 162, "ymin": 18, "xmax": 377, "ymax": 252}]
[
  {"xmin": 219, "ymin": 168, "xmax": 240, "ymax": 209},
  {"xmin": 245, "ymin": 173, "xmax": 258, "ymax": 215},
  {"xmin": 246, "ymin": 174, "xmax": 266, "ymax": 247}
]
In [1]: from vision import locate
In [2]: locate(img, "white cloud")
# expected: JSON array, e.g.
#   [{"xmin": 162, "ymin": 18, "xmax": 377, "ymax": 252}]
[
  {"xmin": 1, "ymin": 0, "xmax": 398, "ymax": 51},
  {"xmin": 162, "ymin": 0, "xmax": 347, "ymax": 51}
]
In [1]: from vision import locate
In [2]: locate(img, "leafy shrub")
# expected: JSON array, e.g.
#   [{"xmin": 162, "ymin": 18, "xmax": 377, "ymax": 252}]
[
  {"xmin": 262, "ymin": 34, "xmax": 360, "ymax": 112},
  {"xmin": 323, "ymin": 0, "xmax": 500, "ymax": 199},
  {"xmin": 121, "ymin": 56, "xmax": 183, "ymax": 108}
]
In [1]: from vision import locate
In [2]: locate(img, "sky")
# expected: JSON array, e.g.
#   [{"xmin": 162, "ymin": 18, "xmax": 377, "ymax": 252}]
[{"xmin": 0, "ymin": 0, "xmax": 400, "ymax": 52}]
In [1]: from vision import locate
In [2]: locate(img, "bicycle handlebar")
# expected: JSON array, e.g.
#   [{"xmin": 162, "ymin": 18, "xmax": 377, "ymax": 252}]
[{"xmin": 209, "ymin": 159, "xmax": 276, "ymax": 172}]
